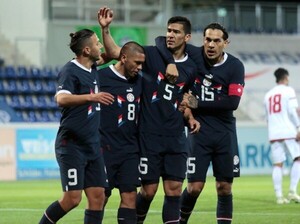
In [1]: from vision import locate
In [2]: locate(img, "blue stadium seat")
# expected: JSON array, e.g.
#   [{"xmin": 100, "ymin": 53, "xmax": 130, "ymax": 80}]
[
  {"xmin": 17, "ymin": 80, "xmax": 31, "ymax": 93},
  {"xmin": 53, "ymin": 110, "xmax": 61, "ymax": 121},
  {"xmin": 26, "ymin": 111, "xmax": 38, "ymax": 122},
  {"xmin": 35, "ymin": 95, "xmax": 48, "ymax": 109},
  {"xmin": 39, "ymin": 111, "xmax": 51, "ymax": 122},
  {"xmin": 0, "ymin": 81, "xmax": 4, "ymax": 94},
  {"xmin": 5, "ymin": 80, "xmax": 17, "ymax": 93},
  {"xmin": 21, "ymin": 95, "xmax": 34, "ymax": 109},
  {"xmin": 17, "ymin": 66, "xmax": 28, "ymax": 79},
  {"xmin": 31, "ymin": 80, "xmax": 44, "ymax": 93},
  {"xmin": 7, "ymin": 95, "xmax": 21, "ymax": 109},
  {"xmin": 41, "ymin": 66, "xmax": 55, "ymax": 79},
  {"xmin": 29, "ymin": 67, "xmax": 42, "ymax": 79},
  {"xmin": 43, "ymin": 80, "xmax": 56, "ymax": 93},
  {"xmin": 0, "ymin": 66, "xmax": 4, "ymax": 78},
  {"xmin": 4, "ymin": 66, "xmax": 17, "ymax": 78}
]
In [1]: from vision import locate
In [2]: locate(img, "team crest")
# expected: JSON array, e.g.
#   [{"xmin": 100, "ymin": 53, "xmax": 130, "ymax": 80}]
[
  {"xmin": 233, "ymin": 155, "xmax": 240, "ymax": 165},
  {"xmin": 127, "ymin": 93, "xmax": 135, "ymax": 102},
  {"xmin": 203, "ymin": 78, "xmax": 212, "ymax": 87}
]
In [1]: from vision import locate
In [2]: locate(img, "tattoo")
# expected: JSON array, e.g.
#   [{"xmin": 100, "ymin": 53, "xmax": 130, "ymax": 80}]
[{"xmin": 188, "ymin": 95, "xmax": 198, "ymax": 109}]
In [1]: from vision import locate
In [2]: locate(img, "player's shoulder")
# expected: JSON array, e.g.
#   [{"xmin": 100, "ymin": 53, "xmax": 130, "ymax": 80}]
[
  {"xmin": 58, "ymin": 61, "xmax": 79, "ymax": 78},
  {"xmin": 226, "ymin": 53, "xmax": 244, "ymax": 66}
]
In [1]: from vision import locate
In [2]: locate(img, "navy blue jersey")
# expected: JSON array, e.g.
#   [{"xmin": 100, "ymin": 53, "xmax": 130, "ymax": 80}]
[
  {"xmin": 98, "ymin": 65, "xmax": 142, "ymax": 153},
  {"xmin": 55, "ymin": 61, "xmax": 101, "ymax": 152},
  {"xmin": 187, "ymin": 45, "xmax": 245, "ymax": 131},
  {"xmin": 139, "ymin": 45, "xmax": 197, "ymax": 136}
]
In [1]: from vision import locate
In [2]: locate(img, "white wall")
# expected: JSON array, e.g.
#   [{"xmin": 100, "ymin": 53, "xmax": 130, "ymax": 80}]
[{"xmin": 0, "ymin": 0, "xmax": 47, "ymax": 66}]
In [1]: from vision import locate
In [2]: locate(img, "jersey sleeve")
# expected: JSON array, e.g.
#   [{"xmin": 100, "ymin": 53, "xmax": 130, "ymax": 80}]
[
  {"xmin": 56, "ymin": 69, "xmax": 77, "ymax": 95},
  {"xmin": 155, "ymin": 36, "xmax": 175, "ymax": 64}
]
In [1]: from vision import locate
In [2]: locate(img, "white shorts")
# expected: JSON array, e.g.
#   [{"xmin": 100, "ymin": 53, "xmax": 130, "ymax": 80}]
[{"xmin": 270, "ymin": 139, "xmax": 300, "ymax": 164}]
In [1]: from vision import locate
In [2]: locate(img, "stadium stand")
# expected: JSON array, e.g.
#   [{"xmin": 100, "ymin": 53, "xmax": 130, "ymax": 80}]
[{"xmin": 0, "ymin": 65, "xmax": 60, "ymax": 122}]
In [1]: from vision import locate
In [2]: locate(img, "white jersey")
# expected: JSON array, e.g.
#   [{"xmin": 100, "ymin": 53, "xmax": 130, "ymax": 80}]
[{"xmin": 264, "ymin": 84, "xmax": 300, "ymax": 141}]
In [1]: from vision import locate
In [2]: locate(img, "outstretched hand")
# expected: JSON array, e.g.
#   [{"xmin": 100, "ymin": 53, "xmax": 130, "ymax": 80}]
[{"xmin": 98, "ymin": 7, "xmax": 114, "ymax": 28}]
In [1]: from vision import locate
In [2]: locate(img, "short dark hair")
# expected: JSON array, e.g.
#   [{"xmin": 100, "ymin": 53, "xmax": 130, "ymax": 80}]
[
  {"xmin": 203, "ymin": 22, "xmax": 229, "ymax": 40},
  {"xmin": 120, "ymin": 41, "xmax": 145, "ymax": 58},
  {"xmin": 168, "ymin": 16, "xmax": 192, "ymax": 34},
  {"xmin": 274, "ymin": 67, "xmax": 289, "ymax": 83},
  {"xmin": 69, "ymin": 29, "xmax": 95, "ymax": 56}
]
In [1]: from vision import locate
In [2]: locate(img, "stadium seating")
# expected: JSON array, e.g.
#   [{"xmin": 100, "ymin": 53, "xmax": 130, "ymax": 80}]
[{"xmin": 0, "ymin": 65, "xmax": 61, "ymax": 122}]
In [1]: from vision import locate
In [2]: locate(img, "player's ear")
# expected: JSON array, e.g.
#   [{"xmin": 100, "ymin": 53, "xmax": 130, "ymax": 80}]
[
  {"xmin": 185, "ymin": 33, "xmax": 191, "ymax": 42},
  {"xmin": 82, "ymin": 46, "xmax": 91, "ymax": 56},
  {"xmin": 224, "ymin": 39, "xmax": 230, "ymax": 48},
  {"xmin": 120, "ymin": 53, "xmax": 127, "ymax": 64}
]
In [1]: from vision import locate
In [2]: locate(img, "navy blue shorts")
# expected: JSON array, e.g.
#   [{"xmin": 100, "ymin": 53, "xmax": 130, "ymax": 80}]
[
  {"xmin": 56, "ymin": 143, "xmax": 108, "ymax": 191},
  {"xmin": 103, "ymin": 149, "xmax": 140, "ymax": 196},
  {"xmin": 187, "ymin": 129, "xmax": 240, "ymax": 183},
  {"xmin": 139, "ymin": 132, "xmax": 188, "ymax": 184}
]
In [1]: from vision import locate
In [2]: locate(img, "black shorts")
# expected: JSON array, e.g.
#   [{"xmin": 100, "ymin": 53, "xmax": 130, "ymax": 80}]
[
  {"xmin": 56, "ymin": 143, "xmax": 108, "ymax": 191},
  {"xmin": 139, "ymin": 132, "xmax": 188, "ymax": 184},
  {"xmin": 103, "ymin": 150, "xmax": 140, "ymax": 196},
  {"xmin": 187, "ymin": 129, "xmax": 240, "ymax": 182}
]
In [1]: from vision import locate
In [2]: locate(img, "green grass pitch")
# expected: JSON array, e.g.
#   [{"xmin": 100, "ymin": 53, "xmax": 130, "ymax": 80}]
[{"xmin": 1, "ymin": 175, "xmax": 299, "ymax": 223}]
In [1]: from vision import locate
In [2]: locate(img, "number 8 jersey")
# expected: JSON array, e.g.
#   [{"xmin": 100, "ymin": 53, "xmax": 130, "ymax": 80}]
[{"xmin": 98, "ymin": 64, "xmax": 142, "ymax": 153}]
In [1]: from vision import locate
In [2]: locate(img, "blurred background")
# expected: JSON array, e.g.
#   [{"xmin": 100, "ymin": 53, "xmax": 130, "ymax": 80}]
[{"xmin": 0, "ymin": 0, "xmax": 299, "ymax": 180}]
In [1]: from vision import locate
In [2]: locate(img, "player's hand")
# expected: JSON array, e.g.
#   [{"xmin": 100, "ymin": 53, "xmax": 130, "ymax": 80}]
[
  {"xmin": 182, "ymin": 92, "xmax": 198, "ymax": 109},
  {"xmin": 98, "ymin": 7, "xmax": 114, "ymax": 28},
  {"xmin": 188, "ymin": 118, "xmax": 200, "ymax": 134},
  {"xmin": 165, "ymin": 63, "xmax": 178, "ymax": 84},
  {"xmin": 93, "ymin": 92, "xmax": 114, "ymax": 105}
]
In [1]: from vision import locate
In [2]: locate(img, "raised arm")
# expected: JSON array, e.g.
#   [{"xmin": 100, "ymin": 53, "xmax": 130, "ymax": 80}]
[
  {"xmin": 98, "ymin": 7, "xmax": 121, "ymax": 59},
  {"xmin": 155, "ymin": 36, "xmax": 178, "ymax": 83}
]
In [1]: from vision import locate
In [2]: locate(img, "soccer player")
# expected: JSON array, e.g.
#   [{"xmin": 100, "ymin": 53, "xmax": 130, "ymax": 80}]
[
  {"xmin": 98, "ymin": 41, "xmax": 145, "ymax": 223},
  {"xmin": 264, "ymin": 67, "xmax": 300, "ymax": 204},
  {"xmin": 98, "ymin": 7, "xmax": 200, "ymax": 224},
  {"xmin": 156, "ymin": 22, "xmax": 245, "ymax": 224},
  {"xmin": 38, "ymin": 29, "xmax": 114, "ymax": 224}
]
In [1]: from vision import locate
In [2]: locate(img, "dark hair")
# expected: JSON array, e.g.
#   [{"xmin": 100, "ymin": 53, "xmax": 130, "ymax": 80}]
[
  {"xmin": 120, "ymin": 41, "xmax": 145, "ymax": 58},
  {"xmin": 274, "ymin": 67, "xmax": 289, "ymax": 83},
  {"xmin": 203, "ymin": 22, "xmax": 229, "ymax": 40},
  {"xmin": 69, "ymin": 29, "xmax": 95, "ymax": 56},
  {"xmin": 168, "ymin": 16, "xmax": 192, "ymax": 34}
]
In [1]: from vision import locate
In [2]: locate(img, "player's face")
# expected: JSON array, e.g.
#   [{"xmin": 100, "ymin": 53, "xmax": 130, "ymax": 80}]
[
  {"xmin": 166, "ymin": 23, "xmax": 190, "ymax": 52},
  {"xmin": 124, "ymin": 52, "xmax": 145, "ymax": 79},
  {"xmin": 203, "ymin": 28, "xmax": 228, "ymax": 65},
  {"xmin": 88, "ymin": 34, "xmax": 103, "ymax": 62}
]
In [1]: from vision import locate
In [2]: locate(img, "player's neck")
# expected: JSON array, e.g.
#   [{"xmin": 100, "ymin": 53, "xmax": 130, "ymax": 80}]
[{"xmin": 75, "ymin": 57, "xmax": 93, "ymax": 70}]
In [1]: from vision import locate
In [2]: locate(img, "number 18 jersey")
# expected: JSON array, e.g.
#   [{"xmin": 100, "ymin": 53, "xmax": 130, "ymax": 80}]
[{"xmin": 264, "ymin": 84, "xmax": 299, "ymax": 141}]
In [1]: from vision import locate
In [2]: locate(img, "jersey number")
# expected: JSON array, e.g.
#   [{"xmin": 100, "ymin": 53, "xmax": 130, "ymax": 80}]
[
  {"xmin": 186, "ymin": 157, "xmax": 196, "ymax": 174},
  {"xmin": 139, "ymin": 157, "xmax": 148, "ymax": 174},
  {"xmin": 201, "ymin": 86, "xmax": 214, "ymax": 101},
  {"xmin": 68, "ymin": 168, "xmax": 78, "ymax": 186},
  {"xmin": 127, "ymin": 104, "xmax": 135, "ymax": 121},
  {"xmin": 268, "ymin": 94, "xmax": 281, "ymax": 114},
  {"xmin": 163, "ymin": 84, "xmax": 174, "ymax": 100}
]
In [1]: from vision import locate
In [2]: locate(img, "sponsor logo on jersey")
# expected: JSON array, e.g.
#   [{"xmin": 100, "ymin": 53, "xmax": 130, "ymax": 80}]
[{"xmin": 126, "ymin": 87, "xmax": 133, "ymax": 92}]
